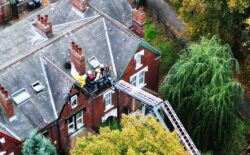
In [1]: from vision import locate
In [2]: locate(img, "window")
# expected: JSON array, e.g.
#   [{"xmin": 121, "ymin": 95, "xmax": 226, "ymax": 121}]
[
  {"xmin": 139, "ymin": 71, "xmax": 145, "ymax": 85},
  {"xmin": 31, "ymin": 81, "xmax": 45, "ymax": 93},
  {"xmin": 131, "ymin": 76, "xmax": 137, "ymax": 86},
  {"xmin": 88, "ymin": 56, "xmax": 100, "ymax": 69},
  {"xmin": 67, "ymin": 110, "xmax": 84, "ymax": 135},
  {"xmin": 11, "ymin": 88, "xmax": 31, "ymax": 105},
  {"xmin": 76, "ymin": 111, "xmax": 84, "ymax": 129},
  {"xmin": 71, "ymin": 95, "xmax": 78, "ymax": 109},
  {"xmin": 104, "ymin": 90, "xmax": 113, "ymax": 111},
  {"xmin": 130, "ymin": 67, "xmax": 148, "ymax": 88},
  {"xmin": 68, "ymin": 116, "xmax": 75, "ymax": 135},
  {"xmin": 135, "ymin": 54, "xmax": 142, "ymax": 69},
  {"xmin": 134, "ymin": 50, "xmax": 144, "ymax": 70}
]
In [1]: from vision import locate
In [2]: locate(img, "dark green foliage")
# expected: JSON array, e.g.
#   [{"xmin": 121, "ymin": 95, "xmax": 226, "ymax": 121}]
[
  {"xmin": 160, "ymin": 36, "xmax": 244, "ymax": 152},
  {"xmin": 22, "ymin": 132, "xmax": 57, "ymax": 155},
  {"xmin": 144, "ymin": 20, "xmax": 162, "ymax": 42},
  {"xmin": 158, "ymin": 41, "xmax": 177, "ymax": 74},
  {"xmin": 219, "ymin": 119, "xmax": 247, "ymax": 155},
  {"xmin": 101, "ymin": 119, "xmax": 121, "ymax": 130}
]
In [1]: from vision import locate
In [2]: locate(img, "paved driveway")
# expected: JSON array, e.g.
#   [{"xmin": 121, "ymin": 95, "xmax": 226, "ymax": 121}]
[{"xmin": 147, "ymin": 0, "xmax": 185, "ymax": 34}]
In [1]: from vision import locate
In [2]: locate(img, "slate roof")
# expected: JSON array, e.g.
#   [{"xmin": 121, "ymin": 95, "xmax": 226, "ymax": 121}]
[
  {"xmin": 89, "ymin": 0, "xmax": 132, "ymax": 27},
  {"xmin": 0, "ymin": 53, "xmax": 56, "ymax": 140},
  {"xmin": 42, "ymin": 57, "xmax": 74, "ymax": 116},
  {"xmin": 0, "ymin": 0, "xmax": 160, "ymax": 141}
]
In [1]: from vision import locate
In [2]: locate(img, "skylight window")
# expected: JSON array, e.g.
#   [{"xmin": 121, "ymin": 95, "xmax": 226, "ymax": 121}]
[
  {"xmin": 11, "ymin": 89, "xmax": 31, "ymax": 105},
  {"xmin": 31, "ymin": 81, "xmax": 45, "ymax": 93},
  {"xmin": 88, "ymin": 56, "xmax": 100, "ymax": 69}
]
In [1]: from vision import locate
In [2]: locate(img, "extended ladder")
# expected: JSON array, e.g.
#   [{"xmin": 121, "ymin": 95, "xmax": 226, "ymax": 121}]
[
  {"xmin": 114, "ymin": 80, "xmax": 200, "ymax": 155},
  {"xmin": 161, "ymin": 101, "xmax": 200, "ymax": 155}
]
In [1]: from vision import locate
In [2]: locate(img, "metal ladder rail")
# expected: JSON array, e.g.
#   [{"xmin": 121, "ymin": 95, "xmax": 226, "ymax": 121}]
[
  {"xmin": 161, "ymin": 101, "xmax": 200, "ymax": 155},
  {"xmin": 114, "ymin": 80, "xmax": 200, "ymax": 155},
  {"xmin": 116, "ymin": 80, "xmax": 162, "ymax": 104},
  {"xmin": 115, "ymin": 80, "xmax": 162, "ymax": 105}
]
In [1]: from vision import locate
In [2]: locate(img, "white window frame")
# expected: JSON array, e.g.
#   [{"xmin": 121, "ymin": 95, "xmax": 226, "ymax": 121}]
[
  {"xmin": 0, "ymin": 138, "xmax": 5, "ymax": 144},
  {"xmin": 104, "ymin": 90, "xmax": 114, "ymax": 111},
  {"xmin": 71, "ymin": 95, "xmax": 78, "ymax": 109},
  {"xmin": 134, "ymin": 50, "xmax": 144, "ymax": 70},
  {"xmin": 67, "ymin": 110, "xmax": 84, "ymax": 135},
  {"xmin": 67, "ymin": 116, "xmax": 75, "ymax": 135},
  {"xmin": 130, "ymin": 66, "xmax": 148, "ymax": 88},
  {"xmin": 76, "ymin": 111, "xmax": 84, "ymax": 129}
]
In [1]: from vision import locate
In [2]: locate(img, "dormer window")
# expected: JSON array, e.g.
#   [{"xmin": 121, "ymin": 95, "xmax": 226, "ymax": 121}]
[
  {"xmin": 71, "ymin": 95, "xmax": 78, "ymax": 109},
  {"xmin": 31, "ymin": 81, "xmax": 45, "ymax": 93},
  {"xmin": 134, "ymin": 50, "xmax": 144, "ymax": 70}
]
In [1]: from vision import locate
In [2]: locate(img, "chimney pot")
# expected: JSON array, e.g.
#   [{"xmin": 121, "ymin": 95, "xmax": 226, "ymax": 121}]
[
  {"xmin": 41, "ymin": 17, "xmax": 44, "ymax": 24},
  {"xmin": 0, "ymin": 86, "xmax": 4, "ymax": 94},
  {"xmin": 78, "ymin": 48, "xmax": 82, "ymax": 55},
  {"xmin": 69, "ymin": 42, "xmax": 85, "ymax": 75},
  {"xmin": 3, "ymin": 91, "xmax": 8, "ymax": 98},
  {"xmin": 37, "ymin": 14, "xmax": 41, "ymax": 21},
  {"xmin": 75, "ymin": 45, "xmax": 78, "ymax": 51},
  {"xmin": 44, "ymin": 19, "xmax": 48, "ymax": 26},
  {"xmin": 71, "ymin": 42, "xmax": 75, "ymax": 49}
]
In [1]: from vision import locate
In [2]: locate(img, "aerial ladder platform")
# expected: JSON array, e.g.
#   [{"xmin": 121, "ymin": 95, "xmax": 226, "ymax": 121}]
[{"xmin": 114, "ymin": 80, "xmax": 200, "ymax": 155}]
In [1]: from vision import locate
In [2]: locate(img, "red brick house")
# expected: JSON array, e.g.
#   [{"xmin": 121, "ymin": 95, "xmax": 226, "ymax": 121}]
[{"xmin": 0, "ymin": 0, "xmax": 161, "ymax": 154}]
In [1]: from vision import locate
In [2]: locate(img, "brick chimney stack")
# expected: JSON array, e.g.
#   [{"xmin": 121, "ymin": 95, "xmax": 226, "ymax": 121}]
[
  {"xmin": 72, "ymin": 0, "xmax": 89, "ymax": 12},
  {"xmin": 69, "ymin": 42, "xmax": 85, "ymax": 75},
  {"xmin": 131, "ymin": 6, "xmax": 146, "ymax": 38},
  {"xmin": 0, "ymin": 84, "xmax": 14, "ymax": 119},
  {"xmin": 35, "ymin": 14, "xmax": 53, "ymax": 38}
]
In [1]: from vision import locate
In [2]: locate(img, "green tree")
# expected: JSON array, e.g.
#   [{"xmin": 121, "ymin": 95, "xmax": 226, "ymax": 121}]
[
  {"xmin": 160, "ymin": 36, "xmax": 243, "ymax": 152},
  {"xmin": 22, "ymin": 132, "xmax": 57, "ymax": 155},
  {"xmin": 72, "ymin": 113, "xmax": 188, "ymax": 155}
]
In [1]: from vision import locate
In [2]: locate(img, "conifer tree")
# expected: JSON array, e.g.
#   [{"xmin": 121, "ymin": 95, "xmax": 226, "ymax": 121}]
[{"xmin": 22, "ymin": 132, "xmax": 57, "ymax": 155}]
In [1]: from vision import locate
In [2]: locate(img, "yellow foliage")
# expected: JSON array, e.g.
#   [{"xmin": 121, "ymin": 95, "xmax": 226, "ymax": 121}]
[
  {"xmin": 71, "ymin": 113, "xmax": 188, "ymax": 155},
  {"xmin": 227, "ymin": 0, "xmax": 236, "ymax": 9},
  {"xmin": 246, "ymin": 18, "xmax": 250, "ymax": 26},
  {"xmin": 73, "ymin": 75, "xmax": 86, "ymax": 87}
]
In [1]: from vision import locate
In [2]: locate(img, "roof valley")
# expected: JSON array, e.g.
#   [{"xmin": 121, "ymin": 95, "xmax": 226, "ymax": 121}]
[{"xmin": 40, "ymin": 56, "xmax": 58, "ymax": 119}]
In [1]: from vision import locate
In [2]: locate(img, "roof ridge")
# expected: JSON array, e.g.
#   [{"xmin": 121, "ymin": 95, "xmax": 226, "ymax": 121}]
[
  {"xmin": 89, "ymin": 4, "xmax": 142, "ymax": 42},
  {"xmin": 102, "ymin": 18, "xmax": 118, "ymax": 77},
  {"xmin": 0, "ymin": 15, "xmax": 101, "ymax": 73},
  {"xmin": 90, "ymin": 5, "xmax": 161, "ymax": 54}
]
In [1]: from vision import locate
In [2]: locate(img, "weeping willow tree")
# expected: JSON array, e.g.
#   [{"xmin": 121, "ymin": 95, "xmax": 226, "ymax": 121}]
[
  {"xmin": 160, "ymin": 36, "xmax": 243, "ymax": 151},
  {"xmin": 22, "ymin": 132, "xmax": 57, "ymax": 155}
]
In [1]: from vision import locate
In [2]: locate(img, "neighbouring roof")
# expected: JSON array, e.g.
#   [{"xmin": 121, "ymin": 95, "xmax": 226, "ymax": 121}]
[
  {"xmin": 0, "ymin": 0, "xmax": 160, "ymax": 141},
  {"xmin": 0, "ymin": 53, "xmax": 56, "ymax": 140},
  {"xmin": 89, "ymin": 0, "xmax": 132, "ymax": 27}
]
